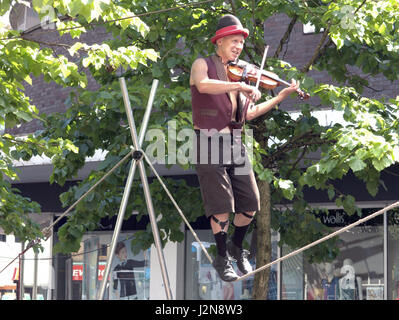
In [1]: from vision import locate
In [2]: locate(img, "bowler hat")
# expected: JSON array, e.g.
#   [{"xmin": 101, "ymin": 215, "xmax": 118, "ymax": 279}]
[{"xmin": 211, "ymin": 14, "xmax": 249, "ymax": 44}]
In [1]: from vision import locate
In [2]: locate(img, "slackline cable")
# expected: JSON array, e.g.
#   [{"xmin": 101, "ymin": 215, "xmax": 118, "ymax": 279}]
[
  {"xmin": 141, "ymin": 151, "xmax": 214, "ymax": 264},
  {"xmin": 236, "ymin": 200, "xmax": 399, "ymax": 282}
]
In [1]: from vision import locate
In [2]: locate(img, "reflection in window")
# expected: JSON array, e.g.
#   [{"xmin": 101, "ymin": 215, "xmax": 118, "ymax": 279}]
[
  {"xmin": 388, "ymin": 209, "xmax": 399, "ymax": 300},
  {"xmin": 184, "ymin": 230, "xmax": 278, "ymax": 300},
  {"xmin": 281, "ymin": 249, "xmax": 303, "ymax": 300},
  {"xmin": 110, "ymin": 239, "xmax": 150, "ymax": 300},
  {"xmin": 280, "ymin": 208, "xmax": 384, "ymax": 300},
  {"xmin": 68, "ymin": 232, "xmax": 150, "ymax": 300},
  {"xmin": 301, "ymin": 225, "xmax": 384, "ymax": 300}
]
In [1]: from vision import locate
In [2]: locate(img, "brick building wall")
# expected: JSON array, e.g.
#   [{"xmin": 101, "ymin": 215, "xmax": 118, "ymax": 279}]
[
  {"xmin": 265, "ymin": 14, "xmax": 399, "ymax": 106},
  {"xmin": 7, "ymin": 5, "xmax": 110, "ymax": 135}
]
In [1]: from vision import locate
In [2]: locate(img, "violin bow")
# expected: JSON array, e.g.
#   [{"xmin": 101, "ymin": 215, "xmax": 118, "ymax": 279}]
[
  {"xmin": 240, "ymin": 45, "xmax": 273, "ymax": 121},
  {"xmin": 246, "ymin": 45, "xmax": 269, "ymax": 111},
  {"xmin": 255, "ymin": 45, "xmax": 269, "ymax": 91},
  {"xmin": 255, "ymin": 45, "xmax": 309, "ymax": 100}
]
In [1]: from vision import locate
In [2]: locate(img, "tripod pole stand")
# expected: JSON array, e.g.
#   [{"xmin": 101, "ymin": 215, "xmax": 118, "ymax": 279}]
[{"xmin": 98, "ymin": 77, "xmax": 173, "ymax": 300}]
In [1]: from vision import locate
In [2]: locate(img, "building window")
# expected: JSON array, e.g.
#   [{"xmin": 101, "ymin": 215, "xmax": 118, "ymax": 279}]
[
  {"xmin": 67, "ymin": 232, "xmax": 151, "ymax": 300},
  {"xmin": 281, "ymin": 208, "xmax": 384, "ymax": 300},
  {"xmin": 0, "ymin": 234, "xmax": 6, "ymax": 242},
  {"xmin": 303, "ymin": 22, "xmax": 324, "ymax": 34},
  {"xmin": 387, "ymin": 208, "xmax": 399, "ymax": 300},
  {"xmin": 184, "ymin": 229, "xmax": 279, "ymax": 300},
  {"xmin": 9, "ymin": 3, "xmax": 57, "ymax": 32}
]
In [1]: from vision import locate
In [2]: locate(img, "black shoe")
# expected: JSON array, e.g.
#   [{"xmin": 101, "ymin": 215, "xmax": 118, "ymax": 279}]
[
  {"xmin": 227, "ymin": 241, "xmax": 252, "ymax": 274},
  {"xmin": 212, "ymin": 254, "xmax": 239, "ymax": 282}
]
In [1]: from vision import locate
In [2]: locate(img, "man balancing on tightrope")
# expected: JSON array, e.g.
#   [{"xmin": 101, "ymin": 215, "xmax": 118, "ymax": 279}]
[{"xmin": 190, "ymin": 14, "xmax": 299, "ymax": 282}]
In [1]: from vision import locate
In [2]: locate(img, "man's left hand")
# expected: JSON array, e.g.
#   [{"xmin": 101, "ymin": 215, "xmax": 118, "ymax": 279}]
[{"xmin": 277, "ymin": 79, "xmax": 300, "ymax": 100}]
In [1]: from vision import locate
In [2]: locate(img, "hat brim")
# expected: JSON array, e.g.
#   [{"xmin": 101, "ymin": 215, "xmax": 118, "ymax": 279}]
[{"xmin": 211, "ymin": 25, "xmax": 249, "ymax": 44}]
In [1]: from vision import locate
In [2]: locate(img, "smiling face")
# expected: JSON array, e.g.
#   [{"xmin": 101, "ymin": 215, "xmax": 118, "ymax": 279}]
[{"xmin": 216, "ymin": 34, "xmax": 245, "ymax": 64}]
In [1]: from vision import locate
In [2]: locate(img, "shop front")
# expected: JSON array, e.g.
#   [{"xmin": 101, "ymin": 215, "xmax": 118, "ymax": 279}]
[
  {"xmin": 183, "ymin": 205, "xmax": 399, "ymax": 300},
  {"xmin": 10, "ymin": 176, "xmax": 399, "ymax": 300},
  {"xmin": 282, "ymin": 207, "xmax": 385, "ymax": 300},
  {"xmin": 65, "ymin": 232, "xmax": 151, "ymax": 300},
  {"xmin": 0, "ymin": 213, "xmax": 54, "ymax": 300}
]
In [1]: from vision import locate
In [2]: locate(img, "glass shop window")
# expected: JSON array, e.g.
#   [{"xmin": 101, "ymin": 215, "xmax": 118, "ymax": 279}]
[
  {"xmin": 281, "ymin": 209, "xmax": 384, "ymax": 300},
  {"xmin": 387, "ymin": 208, "xmax": 399, "ymax": 300},
  {"xmin": 67, "ymin": 232, "xmax": 150, "ymax": 300},
  {"xmin": 184, "ymin": 229, "xmax": 278, "ymax": 300}
]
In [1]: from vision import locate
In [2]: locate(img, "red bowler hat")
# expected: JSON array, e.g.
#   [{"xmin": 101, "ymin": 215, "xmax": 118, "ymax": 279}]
[{"xmin": 211, "ymin": 14, "xmax": 249, "ymax": 44}]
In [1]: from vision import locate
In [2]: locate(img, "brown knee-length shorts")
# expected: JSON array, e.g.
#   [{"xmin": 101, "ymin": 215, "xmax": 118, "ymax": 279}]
[{"xmin": 194, "ymin": 130, "xmax": 260, "ymax": 218}]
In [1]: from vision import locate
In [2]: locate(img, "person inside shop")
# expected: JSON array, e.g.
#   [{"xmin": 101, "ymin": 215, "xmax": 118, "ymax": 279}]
[
  {"xmin": 321, "ymin": 262, "xmax": 340, "ymax": 300},
  {"xmin": 339, "ymin": 258, "xmax": 363, "ymax": 300},
  {"xmin": 190, "ymin": 14, "xmax": 300, "ymax": 281},
  {"xmin": 112, "ymin": 241, "xmax": 145, "ymax": 300}
]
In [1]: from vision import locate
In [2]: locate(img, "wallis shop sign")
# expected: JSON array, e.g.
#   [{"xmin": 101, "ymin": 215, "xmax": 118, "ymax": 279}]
[{"xmin": 316, "ymin": 208, "xmax": 384, "ymax": 227}]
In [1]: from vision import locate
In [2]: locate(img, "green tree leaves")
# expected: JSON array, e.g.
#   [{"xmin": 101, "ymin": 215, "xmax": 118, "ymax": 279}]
[
  {"xmin": 1, "ymin": 1, "xmax": 399, "ymax": 269},
  {"xmin": 0, "ymin": 1, "xmax": 158, "ymax": 243},
  {"xmin": 300, "ymin": 84, "xmax": 399, "ymax": 201}
]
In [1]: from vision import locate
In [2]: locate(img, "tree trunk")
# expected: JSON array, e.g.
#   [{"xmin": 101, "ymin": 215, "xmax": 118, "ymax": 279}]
[{"xmin": 252, "ymin": 179, "xmax": 272, "ymax": 300}]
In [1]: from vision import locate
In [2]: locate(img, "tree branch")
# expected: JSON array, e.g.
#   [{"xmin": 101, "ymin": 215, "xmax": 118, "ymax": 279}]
[
  {"xmin": 301, "ymin": 23, "xmax": 331, "ymax": 73},
  {"xmin": 22, "ymin": 36, "xmax": 72, "ymax": 50},
  {"xmin": 354, "ymin": 0, "xmax": 368, "ymax": 14},
  {"xmin": 263, "ymin": 133, "xmax": 333, "ymax": 169},
  {"xmin": 273, "ymin": 15, "xmax": 298, "ymax": 59},
  {"xmin": 301, "ymin": 0, "xmax": 369, "ymax": 73},
  {"xmin": 1, "ymin": 135, "xmax": 47, "ymax": 149},
  {"xmin": 228, "ymin": 0, "xmax": 237, "ymax": 13},
  {"xmin": 286, "ymin": 145, "xmax": 308, "ymax": 178}
]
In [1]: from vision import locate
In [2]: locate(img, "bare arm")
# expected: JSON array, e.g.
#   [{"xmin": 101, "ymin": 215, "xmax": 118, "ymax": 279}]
[
  {"xmin": 190, "ymin": 58, "xmax": 261, "ymax": 99},
  {"xmin": 246, "ymin": 79, "xmax": 300, "ymax": 121}
]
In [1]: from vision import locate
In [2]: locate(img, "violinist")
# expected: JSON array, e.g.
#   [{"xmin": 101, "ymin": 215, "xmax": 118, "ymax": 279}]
[{"xmin": 190, "ymin": 14, "xmax": 299, "ymax": 282}]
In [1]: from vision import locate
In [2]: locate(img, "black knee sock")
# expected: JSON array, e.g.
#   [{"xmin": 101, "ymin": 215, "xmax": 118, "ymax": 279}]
[
  {"xmin": 232, "ymin": 224, "xmax": 250, "ymax": 249},
  {"xmin": 214, "ymin": 231, "xmax": 227, "ymax": 257}
]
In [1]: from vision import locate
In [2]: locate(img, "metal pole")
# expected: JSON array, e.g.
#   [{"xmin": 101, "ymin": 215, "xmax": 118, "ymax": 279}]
[
  {"xmin": 33, "ymin": 251, "xmax": 38, "ymax": 300},
  {"xmin": 98, "ymin": 78, "xmax": 157, "ymax": 300},
  {"xmin": 98, "ymin": 78, "xmax": 169, "ymax": 299},
  {"xmin": 119, "ymin": 77, "xmax": 173, "ymax": 300},
  {"xmin": 137, "ymin": 159, "xmax": 173, "ymax": 300},
  {"xmin": 384, "ymin": 209, "xmax": 388, "ymax": 300},
  {"xmin": 16, "ymin": 254, "xmax": 21, "ymax": 300},
  {"xmin": 120, "ymin": 77, "xmax": 158, "ymax": 149},
  {"xmin": 97, "ymin": 160, "xmax": 138, "ymax": 300},
  {"xmin": 20, "ymin": 242, "xmax": 25, "ymax": 300},
  {"xmin": 139, "ymin": 79, "xmax": 159, "ymax": 146}
]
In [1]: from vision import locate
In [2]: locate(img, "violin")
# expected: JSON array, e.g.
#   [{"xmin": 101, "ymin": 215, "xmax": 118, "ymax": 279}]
[{"xmin": 227, "ymin": 61, "xmax": 310, "ymax": 100}]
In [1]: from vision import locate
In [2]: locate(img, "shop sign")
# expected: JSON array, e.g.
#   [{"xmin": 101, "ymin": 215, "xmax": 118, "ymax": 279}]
[
  {"xmin": 317, "ymin": 209, "xmax": 383, "ymax": 227},
  {"xmin": 72, "ymin": 263, "xmax": 106, "ymax": 281},
  {"xmin": 72, "ymin": 264, "xmax": 83, "ymax": 281},
  {"xmin": 321, "ymin": 211, "xmax": 345, "ymax": 225}
]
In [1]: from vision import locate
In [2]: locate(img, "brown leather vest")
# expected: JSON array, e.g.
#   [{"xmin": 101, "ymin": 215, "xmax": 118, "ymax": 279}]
[{"xmin": 191, "ymin": 55, "xmax": 247, "ymax": 132}]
